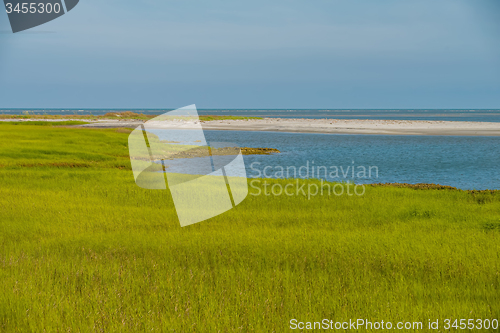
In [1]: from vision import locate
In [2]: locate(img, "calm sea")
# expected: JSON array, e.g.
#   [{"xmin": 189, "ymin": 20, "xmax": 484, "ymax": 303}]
[{"xmin": 3, "ymin": 109, "xmax": 499, "ymax": 189}]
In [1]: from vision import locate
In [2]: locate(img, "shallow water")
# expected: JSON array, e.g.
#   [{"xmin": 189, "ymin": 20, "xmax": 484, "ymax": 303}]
[{"xmin": 199, "ymin": 130, "xmax": 500, "ymax": 190}]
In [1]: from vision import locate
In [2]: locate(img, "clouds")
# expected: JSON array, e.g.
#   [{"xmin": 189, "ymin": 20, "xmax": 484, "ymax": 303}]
[{"xmin": 0, "ymin": 0, "xmax": 499, "ymax": 108}]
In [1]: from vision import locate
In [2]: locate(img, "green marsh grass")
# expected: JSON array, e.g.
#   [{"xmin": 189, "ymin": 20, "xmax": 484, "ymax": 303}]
[{"xmin": 0, "ymin": 124, "xmax": 499, "ymax": 332}]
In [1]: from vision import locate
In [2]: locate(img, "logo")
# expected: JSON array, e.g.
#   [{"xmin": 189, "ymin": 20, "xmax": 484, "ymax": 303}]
[
  {"xmin": 3, "ymin": 0, "xmax": 79, "ymax": 33},
  {"xmin": 128, "ymin": 105, "xmax": 249, "ymax": 227}
]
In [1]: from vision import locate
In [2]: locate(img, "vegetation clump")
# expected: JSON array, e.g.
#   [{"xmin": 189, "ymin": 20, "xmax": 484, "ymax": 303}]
[{"xmin": 240, "ymin": 147, "xmax": 280, "ymax": 155}]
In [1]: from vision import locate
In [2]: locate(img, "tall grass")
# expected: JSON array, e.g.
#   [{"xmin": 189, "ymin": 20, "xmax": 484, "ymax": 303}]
[
  {"xmin": 0, "ymin": 123, "xmax": 131, "ymax": 169},
  {"xmin": 0, "ymin": 125, "xmax": 499, "ymax": 332}
]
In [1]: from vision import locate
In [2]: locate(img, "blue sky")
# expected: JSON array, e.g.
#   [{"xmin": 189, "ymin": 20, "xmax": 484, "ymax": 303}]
[{"xmin": 0, "ymin": 0, "xmax": 499, "ymax": 109}]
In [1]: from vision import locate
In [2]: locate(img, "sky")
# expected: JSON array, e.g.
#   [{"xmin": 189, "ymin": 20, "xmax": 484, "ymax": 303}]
[{"xmin": 0, "ymin": 0, "xmax": 500, "ymax": 109}]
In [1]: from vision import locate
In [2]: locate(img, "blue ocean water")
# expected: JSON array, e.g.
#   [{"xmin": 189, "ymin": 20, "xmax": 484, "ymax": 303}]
[
  {"xmin": 202, "ymin": 130, "xmax": 500, "ymax": 190},
  {"xmin": 2, "ymin": 109, "xmax": 500, "ymax": 122}
]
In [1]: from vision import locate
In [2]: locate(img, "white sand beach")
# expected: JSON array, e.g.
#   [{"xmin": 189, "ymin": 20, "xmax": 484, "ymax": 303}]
[
  {"xmin": 4, "ymin": 118, "xmax": 500, "ymax": 136},
  {"xmin": 84, "ymin": 118, "xmax": 500, "ymax": 136}
]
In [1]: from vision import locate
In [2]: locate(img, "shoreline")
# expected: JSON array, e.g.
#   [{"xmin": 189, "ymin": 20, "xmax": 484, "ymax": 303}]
[
  {"xmin": 169, "ymin": 118, "xmax": 500, "ymax": 136},
  {"xmin": 3, "ymin": 117, "xmax": 500, "ymax": 136}
]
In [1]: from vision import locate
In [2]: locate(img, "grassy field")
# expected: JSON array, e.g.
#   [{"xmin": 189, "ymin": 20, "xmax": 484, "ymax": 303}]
[{"xmin": 0, "ymin": 123, "xmax": 499, "ymax": 332}]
